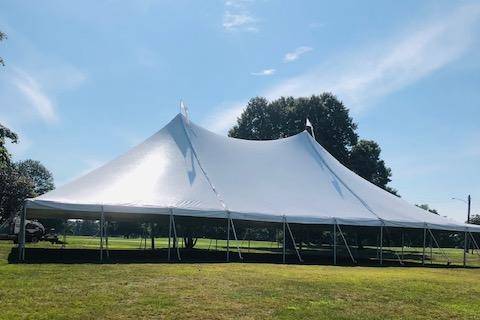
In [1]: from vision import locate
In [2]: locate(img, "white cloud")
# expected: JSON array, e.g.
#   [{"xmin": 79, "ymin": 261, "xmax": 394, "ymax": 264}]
[
  {"xmin": 251, "ymin": 68, "xmax": 276, "ymax": 76},
  {"xmin": 223, "ymin": 11, "xmax": 257, "ymax": 32},
  {"xmin": 283, "ymin": 46, "xmax": 313, "ymax": 62},
  {"xmin": 12, "ymin": 68, "xmax": 58, "ymax": 123},
  {"xmin": 206, "ymin": 3, "xmax": 480, "ymax": 133}
]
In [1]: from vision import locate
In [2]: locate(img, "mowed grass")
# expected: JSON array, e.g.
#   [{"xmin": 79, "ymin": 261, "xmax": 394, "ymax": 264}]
[{"xmin": 1, "ymin": 237, "xmax": 480, "ymax": 320}]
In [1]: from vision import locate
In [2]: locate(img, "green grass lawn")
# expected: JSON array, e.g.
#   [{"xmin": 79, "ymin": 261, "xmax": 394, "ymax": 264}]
[{"xmin": 1, "ymin": 237, "xmax": 480, "ymax": 319}]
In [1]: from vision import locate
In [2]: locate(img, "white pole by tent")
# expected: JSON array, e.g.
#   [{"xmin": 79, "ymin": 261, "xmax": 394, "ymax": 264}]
[
  {"xmin": 463, "ymin": 231, "xmax": 467, "ymax": 267},
  {"xmin": 171, "ymin": 212, "xmax": 181, "ymax": 261},
  {"xmin": 337, "ymin": 224, "xmax": 356, "ymax": 264}
]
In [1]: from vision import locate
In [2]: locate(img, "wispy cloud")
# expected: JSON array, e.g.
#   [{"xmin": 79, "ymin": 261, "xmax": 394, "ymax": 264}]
[
  {"xmin": 205, "ymin": 3, "xmax": 480, "ymax": 133},
  {"xmin": 222, "ymin": 0, "xmax": 257, "ymax": 32},
  {"xmin": 251, "ymin": 68, "xmax": 276, "ymax": 76},
  {"xmin": 12, "ymin": 68, "xmax": 58, "ymax": 123},
  {"xmin": 283, "ymin": 46, "xmax": 313, "ymax": 62}
]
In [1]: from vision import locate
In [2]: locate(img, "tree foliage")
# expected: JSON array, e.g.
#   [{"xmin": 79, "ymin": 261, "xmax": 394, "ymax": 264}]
[
  {"xmin": 0, "ymin": 31, "xmax": 6, "ymax": 66},
  {"xmin": 16, "ymin": 159, "xmax": 54, "ymax": 196},
  {"xmin": 415, "ymin": 204, "xmax": 439, "ymax": 215},
  {"xmin": 229, "ymin": 94, "xmax": 396, "ymax": 193},
  {"xmin": 469, "ymin": 214, "xmax": 480, "ymax": 225}
]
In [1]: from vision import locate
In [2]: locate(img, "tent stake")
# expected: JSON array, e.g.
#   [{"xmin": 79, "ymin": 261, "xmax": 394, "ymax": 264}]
[
  {"xmin": 337, "ymin": 224, "xmax": 356, "ymax": 264},
  {"xmin": 229, "ymin": 217, "xmax": 242, "ymax": 260},
  {"xmin": 333, "ymin": 222, "xmax": 337, "ymax": 265},
  {"xmin": 422, "ymin": 225, "xmax": 426, "ymax": 265},
  {"xmin": 285, "ymin": 219, "xmax": 303, "ymax": 262},
  {"xmin": 282, "ymin": 216, "xmax": 286, "ymax": 264}
]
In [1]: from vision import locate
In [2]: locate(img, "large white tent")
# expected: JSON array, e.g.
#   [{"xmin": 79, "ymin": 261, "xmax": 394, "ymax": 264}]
[{"xmin": 25, "ymin": 113, "xmax": 479, "ymax": 233}]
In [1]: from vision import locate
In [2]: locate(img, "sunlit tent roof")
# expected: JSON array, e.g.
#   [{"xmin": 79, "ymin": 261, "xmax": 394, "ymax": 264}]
[{"xmin": 26, "ymin": 114, "xmax": 479, "ymax": 232}]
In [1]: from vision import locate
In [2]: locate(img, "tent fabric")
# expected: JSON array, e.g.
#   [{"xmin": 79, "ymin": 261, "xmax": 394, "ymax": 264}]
[{"xmin": 26, "ymin": 114, "xmax": 480, "ymax": 232}]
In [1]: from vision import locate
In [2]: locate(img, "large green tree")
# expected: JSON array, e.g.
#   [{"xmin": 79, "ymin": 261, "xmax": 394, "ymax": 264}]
[
  {"xmin": 229, "ymin": 93, "xmax": 396, "ymax": 193},
  {"xmin": 16, "ymin": 159, "xmax": 54, "ymax": 196}
]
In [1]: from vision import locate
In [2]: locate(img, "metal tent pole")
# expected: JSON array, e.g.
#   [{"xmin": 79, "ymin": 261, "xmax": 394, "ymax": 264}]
[
  {"xmin": 463, "ymin": 231, "xmax": 467, "ymax": 267},
  {"xmin": 401, "ymin": 231, "xmax": 405, "ymax": 261},
  {"xmin": 427, "ymin": 227, "xmax": 450, "ymax": 265},
  {"xmin": 171, "ymin": 213, "xmax": 181, "ymax": 261},
  {"xmin": 333, "ymin": 222, "xmax": 337, "ymax": 265},
  {"xmin": 18, "ymin": 203, "xmax": 27, "ymax": 262},
  {"xmin": 285, "ymin": 219, "xmax": 303, "ymax": 262},
  {"xmin": 337, "ymin": 224, "xmax": 356, "ymax": 264},
  {"xmin": 380, "ymin": 225, "xmax": 383, "ymax": 265},
  {"xmin": 100, "ymin": 207, "xmax": 104, "ymax": 262},
  {"xmin": 150, "ymin": 223, "xmax": 155, "ymax": 250},
  {"xmin": 229, "ymin": 217, "xmax": 243, "ymax": 260},
  {"xmin": 168, "ymin": 210, "xmax": 172, "ymax": 261},
  {"xmin": 282, "ymin": 216, "xmax": 286, "ymax": 264},
  {"xmin": 468, "ymin": 232, "xmax": 480, "ymax": 258},
  {"xmin": 422, "ymin": 225, "xmax": 427, "ymax": 265},
  {"xmin": 105, "ymin": 220, "xmax": 109, "ymax": 259},
  {"xmin": 226, "ymin": 212, "xmax": 231, "ymax": 262}
]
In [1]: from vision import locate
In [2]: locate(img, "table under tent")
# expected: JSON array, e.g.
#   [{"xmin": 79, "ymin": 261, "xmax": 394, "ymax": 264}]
[{"xmin": 19, "ymin": 113, "xmax": 480, "ymax": 265}]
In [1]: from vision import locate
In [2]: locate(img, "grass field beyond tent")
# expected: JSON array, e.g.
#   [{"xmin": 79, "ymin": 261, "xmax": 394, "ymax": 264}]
[{"xmin": 1, "ymin": 237, "xmax": 480, "ymax": 319}]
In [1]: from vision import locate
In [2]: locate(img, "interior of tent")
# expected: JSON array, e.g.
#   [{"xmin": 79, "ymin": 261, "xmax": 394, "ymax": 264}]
[{"xmin": 16, "ymin": 113, "xmax": 480, "ymax": 265}]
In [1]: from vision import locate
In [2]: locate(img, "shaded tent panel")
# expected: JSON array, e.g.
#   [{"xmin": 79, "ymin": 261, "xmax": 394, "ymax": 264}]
[{"xmin": 26, "ymin": 114, "xmax": 480, "ymax": 233}]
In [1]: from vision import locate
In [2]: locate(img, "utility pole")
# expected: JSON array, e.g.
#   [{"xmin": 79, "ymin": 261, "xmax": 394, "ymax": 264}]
[{"xmin": 467, "ymin": 195, "xmax": 471, "ymax": 224}]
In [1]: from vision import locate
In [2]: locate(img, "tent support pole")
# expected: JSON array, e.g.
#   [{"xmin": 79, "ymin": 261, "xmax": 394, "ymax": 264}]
[
  {"xmin": 100, "ymin": 207, "xmax": 104, "ymax": 262},
  {"xmin": 427, "ymin": 227, "xmax": 450, "ymax": 265},
  {"xmin": 226, "ymin": 212, "xmax": 230, "ymax": 262},
  {"xmin": 333, "ymin": 222, "xmax": 337, "ymax": 265},
  {"xmin": 282, "ymin": 216, "xmax": 286, "ymax": 264},
  {"xmin": 168, "ymin": 210, "xmax": 172, "ymax": 261},
  {"xmin": 171, "ymin": 213, "xmax": 181, "ymax": 261},
  {"xmin": 422, "ymin": 225, "xmax": 426, "ymax": 265},
  {"xmin": 285, "ymin": 219, "xmax": 303, "ymax": 263},
  {"xmin": 337, "ymin": 224, "xmax": 356, "ymax": 264},
  {"xmin": 468, "ymin": 232, "xmax": 480, "ymax": 258},
  {"xmin": 18, "ymin": 203, "xmax": 26, "ymax": 262},
  {"xmin": 401, "ymin": 230, "xmax": 404, "ymax": 261},
  {"xmin": 105, "ymin": 220, "xmax": 109, "ymax": 259},
  {"xmin": 229, "ymin": 217, "xmax": 242, "ymax": 260},
  {"xmin": 379, "ymin": 225, "xmax": 383, "ymax": 265},
  {"xmin": 384, "ymin": 226, "xmax": 403, "ymax": 265},
  {"xmin": 463, "ymin": 231, "xmax": 467, "ymax": 267},
  {"xmin": 150, "ymin": 223, "xmax": 155, "ymax": 250}
]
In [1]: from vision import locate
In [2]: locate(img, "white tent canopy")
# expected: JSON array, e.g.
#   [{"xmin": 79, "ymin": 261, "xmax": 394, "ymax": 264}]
[{"xmin": 26, "ymin": 113, "xmax": 480, "ymax": 233}]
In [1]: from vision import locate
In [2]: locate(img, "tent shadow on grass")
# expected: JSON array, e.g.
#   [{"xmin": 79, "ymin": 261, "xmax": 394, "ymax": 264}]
[{"xmin": 8, "ymin": 247, "xmax": 476, "ymax": 268}]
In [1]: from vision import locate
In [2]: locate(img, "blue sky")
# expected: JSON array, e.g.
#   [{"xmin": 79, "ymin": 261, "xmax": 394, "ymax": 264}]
[{"xmin": 0, "ymin": 0, "xmax": 479, "ymax": 222}]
